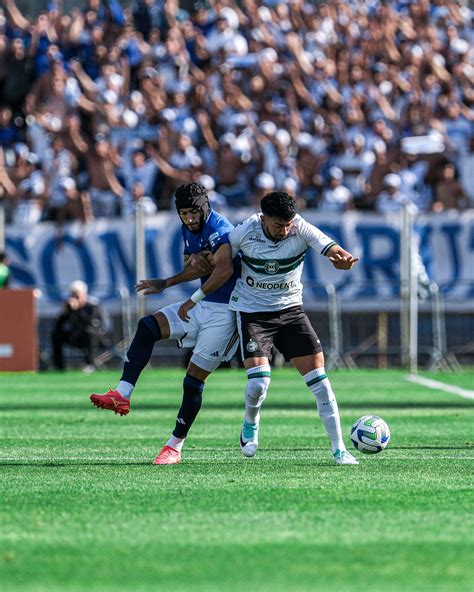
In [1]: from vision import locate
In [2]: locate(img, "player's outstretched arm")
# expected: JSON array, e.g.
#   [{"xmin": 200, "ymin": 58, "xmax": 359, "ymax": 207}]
[
  {"xmin": 326, "ymin": 244, "xmax": 359, "ymax": 270},
  {"xmin": 178, "ymin": 243, "xmax": 234, "ymax": 321},
  {"xmin": 135, "ymin": 278, "xmax": 169, "ymax": 295},
  {"xmin": 135, "ymin": 252, "xmax": 215, "ymax": 295},
  {"xmin": 298, "ymin": 217, "xmax": 358, "ymax": 271}
]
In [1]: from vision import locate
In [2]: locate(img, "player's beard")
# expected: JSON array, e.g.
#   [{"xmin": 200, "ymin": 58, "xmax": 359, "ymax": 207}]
[
  {"xmin": 187, "ymin": 218, "xmax": 202, "ymax": 233},
  {"xmin": 262, "ymin": 222, "xmax": 286, "ymax": 242}
]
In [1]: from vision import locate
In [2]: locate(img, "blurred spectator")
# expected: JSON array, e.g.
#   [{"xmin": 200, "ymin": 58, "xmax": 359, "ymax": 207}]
[
  {"xmin": 51, "ymin": 280, "xmax": 109, "ymax": 373},
  {"xmin": 0, "ymin": 252, "xmax": 10, "ymax": 288},
  {"xmin": 12, "ymin": 168, "xmax": 47, "ymax": 225},
  {"xmin": 376, "ymin": 174, "xmax": 416, "ymax": 214},
  {"xmin": 42, "ymin": 135, "xmax": 77, "ymax": 203},
  {"xmin": 362, "ymin": 141, "xmax": 395, "ymax": 209},
  {"xmin": 0, "ymin": 35, "xmax": 33, "ymax": 117},
  {"xmin": 215, "ymin": 133, "xmax": 249, "ymax": 206},
  {"xmin": 319, "ymin": 167, "xmax": 354, "ymax": 213},
  {"xmin": 168, "ymin": 132, "xmax": 200, "ymax": 171},
  {"xmin": 253, "ymin": 172, "xmax": 275, "ymax": 206},
  {"xmin": 0, "ymin": 146, "xmax": 17, "ymax": 220},
  {"xmin": 86, "ymin": 135, "xmax": 125, "ymax": 217},
  {"xmin": 198, "ymin": 174, "xmax": 227, "ymax": 211},
  {"xmin": 332, "ymin": 134, "xmax": 374, "ymax": 200},
  {"xmin": 295, "ymin": 133, "xmax": 324, "ymax": 207},
  {"xmin": 124, "ymin": 181, "xmax": 157, "ymax": 217},
  {"xmin": 0, "ymin": 108, "xmax": 21, "ymax": 145},
  {"xmin": 432, "ymin": 163, "xmax": 468, "ymax": 212},
  {"xmin": 119, "ymin": 143, "xmax": 158, "ymax": 205},
  {"xmin": 44, "ymin": 176, "xmax": 93, "ymax": 224}
]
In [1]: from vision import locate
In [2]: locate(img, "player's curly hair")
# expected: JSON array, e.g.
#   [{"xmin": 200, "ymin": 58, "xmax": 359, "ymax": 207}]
[
  {"xmin": 261, "ymin": 192, "xmax": 297, "ymax": 220},
  {"xmin": 175, "ymin": 182, "xmax": 207, "ymax": 200}
]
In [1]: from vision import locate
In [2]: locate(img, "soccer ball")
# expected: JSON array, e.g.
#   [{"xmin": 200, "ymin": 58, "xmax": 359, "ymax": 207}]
[{"xmin": 350, "ymin": 415, "xmax": 390, "ymax": 454}]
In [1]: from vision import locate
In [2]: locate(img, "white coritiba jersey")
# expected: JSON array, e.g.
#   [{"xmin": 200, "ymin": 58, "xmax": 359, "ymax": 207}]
[{"xmin": 228, "ymin": 213, "xmax": 336, "ymax": 312}]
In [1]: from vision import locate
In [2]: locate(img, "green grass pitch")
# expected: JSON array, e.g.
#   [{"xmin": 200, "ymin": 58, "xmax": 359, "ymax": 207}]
[{"xmin": 1, "ymin": 368, "xmax": 473, "ymax": 591}]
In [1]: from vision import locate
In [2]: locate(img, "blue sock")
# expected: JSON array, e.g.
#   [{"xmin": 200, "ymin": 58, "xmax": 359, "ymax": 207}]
[
  {"xmin": 172, "ymin": 374, "xmax": 205, "ymax": 438},
  {"xmin": 121, "ymin": 315, "xmax": 162, "ymax": 386}
]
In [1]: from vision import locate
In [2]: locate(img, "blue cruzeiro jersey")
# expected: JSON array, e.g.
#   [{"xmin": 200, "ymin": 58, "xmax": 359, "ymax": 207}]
[{"xmin": 182, "ymin": 210, "xmax": 240, "ymax": 304}]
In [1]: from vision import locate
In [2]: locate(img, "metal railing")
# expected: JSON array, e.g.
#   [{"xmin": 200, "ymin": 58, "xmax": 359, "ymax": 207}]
[
  {"xmin": 427, "ymin": 282, "xmax": 462, "ymax": 372},
  {"xmin": 325, "ymin": 284, "xmax": 357, "ymax": 370}
]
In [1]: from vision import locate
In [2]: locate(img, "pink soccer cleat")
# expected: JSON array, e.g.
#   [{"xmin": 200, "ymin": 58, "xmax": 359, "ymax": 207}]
[
  {"xmin": 90, "ymin": 389, "xmax": 130, "ymax": 416},
  {"xmin": 153, "ymin": 445, "xmax": 181, "ymax": 465}
]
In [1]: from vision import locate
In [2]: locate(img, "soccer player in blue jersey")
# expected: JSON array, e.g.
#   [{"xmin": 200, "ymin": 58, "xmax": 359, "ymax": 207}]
[{"xmin": 90, "ymin": 182, "xmax": 240, "ymax": 464}]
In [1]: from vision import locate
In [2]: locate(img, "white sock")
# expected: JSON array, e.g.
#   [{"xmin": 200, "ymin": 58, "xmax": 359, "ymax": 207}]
[
  {"xmin": 166, "ymin": 435, "xmax": 185, "ymax": 452},
  {"xmin": 245, "ymin": 410, "xmax": 261, "ymax": 424},
  {"xmin": 116, "ymin": 380, "xmax": 134, "ymax": 400},
  {"xmin": 304, "ymin": 368, "xmax": 345, "ymax": 454},
  {"xmin": 244, "ymin": 365, "xmax": 271, "ymax": 423}
]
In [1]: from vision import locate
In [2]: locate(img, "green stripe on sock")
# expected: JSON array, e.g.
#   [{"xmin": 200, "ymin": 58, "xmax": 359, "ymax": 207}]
[
  {"xmin": 248, "ymin": 372, "xmax": 271, "ymax": 379},
  {"xmin": 306, "ymin": 374, "xmax": 327, "ymax": 387}
]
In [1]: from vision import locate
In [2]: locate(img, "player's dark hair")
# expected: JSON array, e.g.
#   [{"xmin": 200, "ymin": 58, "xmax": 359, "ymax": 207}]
[
  {"xmin": 261, "ymin": 192, "xmax": 297, "ymax": 221},
  {"xmin": 175, "ymin": 182, "xmax": 210, "ymax": 224}
]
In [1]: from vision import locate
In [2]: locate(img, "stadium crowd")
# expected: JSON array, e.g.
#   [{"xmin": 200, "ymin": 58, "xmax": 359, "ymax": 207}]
[{"xmin": 0, "ymin": 0, "xmax": 472, "ymax": 223}]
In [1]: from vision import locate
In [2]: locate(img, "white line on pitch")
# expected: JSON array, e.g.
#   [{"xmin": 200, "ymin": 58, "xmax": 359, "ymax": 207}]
[{"xmin": 406, "ymin": 374, "xmax": 474, "ymax": 400}]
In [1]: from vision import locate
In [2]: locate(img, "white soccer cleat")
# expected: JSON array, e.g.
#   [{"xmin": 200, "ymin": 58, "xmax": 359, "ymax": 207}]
[
  {"xmin": 240, "ymin": 420, "xmax": 259, "ymax": 458},
  {"xmin": 333, "ymin": 449, "xmax": 359, "ymax": 465}
]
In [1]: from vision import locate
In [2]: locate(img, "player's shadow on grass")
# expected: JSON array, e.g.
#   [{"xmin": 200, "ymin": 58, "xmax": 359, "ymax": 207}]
[
  {"xmin": 340, "ymin": 402, "xmax": 474, "ymax": 409},
  {"xmin": 391, "ymin": 445, "xmax": 473, "ymax": 450},
  {"xmin": 1, "ymin": 401, "xmax": 473, "ymax": 412},
  {"xmin": 0, "ymin": 461, "xmax": 153, "ymax": 467},
  {"xmin": 2, "ymin": 443, "xmax": 472, "ymax": 467}
]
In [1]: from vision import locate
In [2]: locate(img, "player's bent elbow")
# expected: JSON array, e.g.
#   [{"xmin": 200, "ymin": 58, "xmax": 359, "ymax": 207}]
[
  {"xmin": 214, "ymin": 260, "xmax": 233, "ymax": 278},
  {"xmin": 222, "ymin": 263, "xmax": 234, "ymax": 281}
]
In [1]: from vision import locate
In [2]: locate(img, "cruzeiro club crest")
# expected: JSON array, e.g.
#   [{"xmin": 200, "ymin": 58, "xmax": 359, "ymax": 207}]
[
  {"xmin": 264, "ymin": 260, "xmax": 280, "ymax": 274},
  {"xmin": 246, "ymin": 339, "xmax": 258, "ymax": 353}
]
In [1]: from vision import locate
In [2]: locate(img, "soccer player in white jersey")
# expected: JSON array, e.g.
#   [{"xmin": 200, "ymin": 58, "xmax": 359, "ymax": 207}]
[{"xmin": 178, "ymin": 191, "xmax": 359, "ymax": 465}]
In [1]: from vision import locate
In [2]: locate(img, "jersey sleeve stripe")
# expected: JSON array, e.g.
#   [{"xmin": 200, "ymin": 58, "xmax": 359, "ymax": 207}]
[{"xmin": 321, "ymin": 242, "xmax": 337, "ymax": 256}]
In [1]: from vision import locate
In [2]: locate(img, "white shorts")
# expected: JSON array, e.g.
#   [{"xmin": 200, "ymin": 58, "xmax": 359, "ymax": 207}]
[{"xmin": 160, "ymin": 300, "xmax": 239, "ymax": 372}]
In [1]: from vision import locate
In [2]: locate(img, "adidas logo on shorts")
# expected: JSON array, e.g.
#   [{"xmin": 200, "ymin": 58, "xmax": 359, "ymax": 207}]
[{"xmin": 211, "ymin": 351, "xmax": 219, "ymax": 357}]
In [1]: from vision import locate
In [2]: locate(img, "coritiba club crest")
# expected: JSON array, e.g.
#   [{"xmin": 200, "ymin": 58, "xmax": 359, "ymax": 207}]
[{"xmin": 264, "ymin": 260, "xmax": 279, "ymax": 274}]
